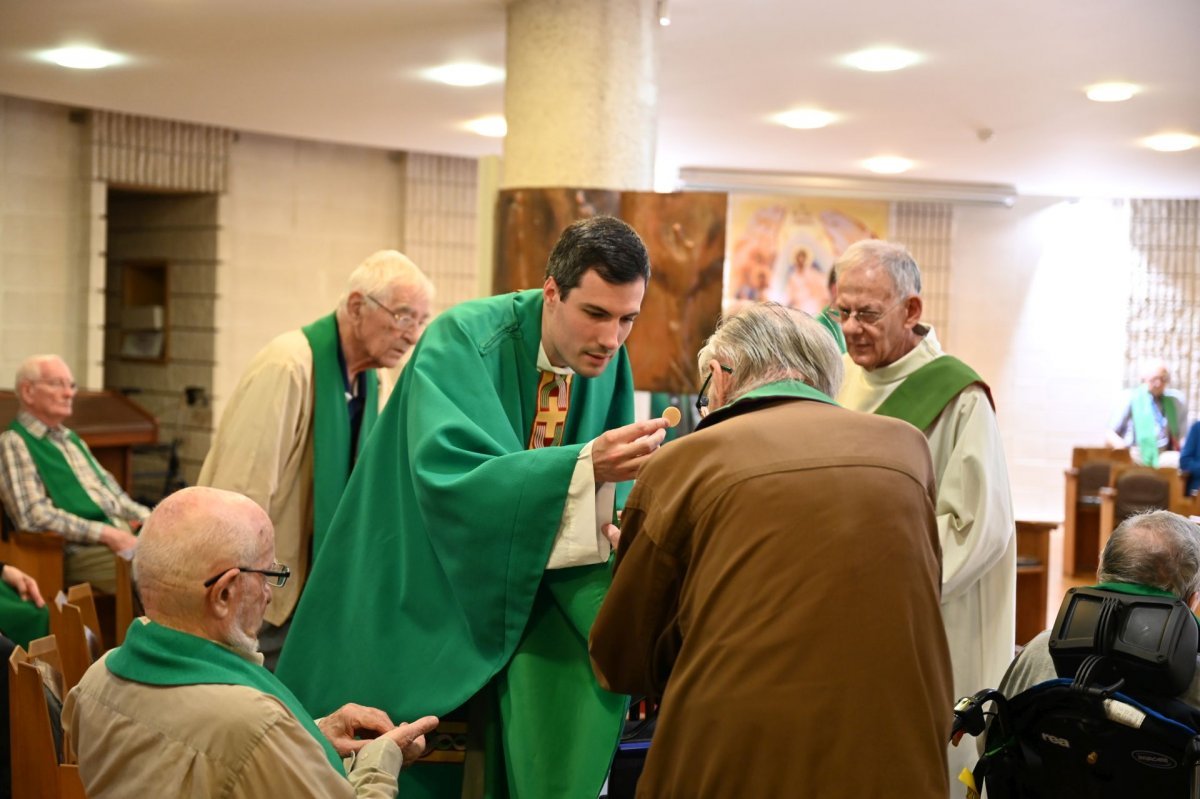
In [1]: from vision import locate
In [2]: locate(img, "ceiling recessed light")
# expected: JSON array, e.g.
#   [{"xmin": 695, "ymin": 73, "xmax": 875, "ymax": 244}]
[
  {"xmin": 40, "ymin": 46, "xmax": 125, "ymax": 70},
  {"xmin": 1086, "ymin": 82, "xmax": 1139, "ymax": 102},
  {"xmin": 1142, "ymin": 132, "xmax": 1199, "ymax": 152},
  {"xmin": 862, "ymin": 156, "xmax": 914, "ymax": 174},
  {"xmin": 842, "ymin": 47, "xmax": 920, "ymax": 73},
  {"xmin": 465, "ymin": 115, "xmax": 507, "ymax": 138},
  {"xmin": 423, "ymin": 63, "xmax": 504, "ymax": 87},
  {"xmin": 773, "ymin": 108, "xmax": 838, "ymax": 130}
]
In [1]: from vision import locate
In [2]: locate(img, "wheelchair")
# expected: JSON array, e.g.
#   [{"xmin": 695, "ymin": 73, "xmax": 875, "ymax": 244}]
[{"xmin": 952, "ymin": 586, "xmax": 1200, "ymax": 798}]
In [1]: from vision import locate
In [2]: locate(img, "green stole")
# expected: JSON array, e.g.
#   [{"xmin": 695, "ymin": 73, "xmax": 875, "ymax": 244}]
[
  {"xmin": 1131, "ymin": 385, "xmax": 1177, "ymax": 467},
  {"xmin": 107, "ymin": 620, "xmax": 345, "ymax": 774},
  {"xmin": 277, "ymin": 290, "xmax": 630, "ymax": 799},
  {"xmin": 300, "ymin": 313, "xmax": 379, "ymax": 557},
  {"xmin": 873, "ymin": 355, "xmax": 992, "ymax": 431},
  {"xmin": 7, "ymin": 420, "xmax": 113, "ymax": 524}
]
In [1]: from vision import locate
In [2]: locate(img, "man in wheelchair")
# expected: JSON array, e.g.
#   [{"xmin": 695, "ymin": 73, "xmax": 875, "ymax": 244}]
[{"xmin": 953, "ymin": 510, "xmax": 1200, "ymax": 797}]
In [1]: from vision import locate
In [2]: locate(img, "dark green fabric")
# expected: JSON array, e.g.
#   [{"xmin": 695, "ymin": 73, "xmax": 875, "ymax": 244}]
[
  {"xmin": 300, "ymin": 313, "xmax": 379, "ymax": 558},
  {"xmin": 107, "ymin": 619, "xmax": 344, "ymax": 774},
  {"xmin": 0, "ymin": 580, "xmax": 49, "ymax": 648},
  {"xmin": 873, "ymin": 355, "xmax": 992, "ymax": 431},
  {"xmin": 1091, "ymin": 582, "xmax": 1178, "ymax": 599},
  {"xmin": 1131, "ymin": 385, "xmax": 1178, "ymax": 468},
  {"xmin": 1091, "ymin": 582, "xmax": 1200, "ymax": 631},
  {"xmin": 278, "ymin": 289, "xmax": 633, "ymax": 798},
  {"xmin": 817, "ymin": 306, "xmax": 847, "ymax": 353},
  {"xmin": 7, "ymin": 420, "xmax": 112, "ymax": 524}
]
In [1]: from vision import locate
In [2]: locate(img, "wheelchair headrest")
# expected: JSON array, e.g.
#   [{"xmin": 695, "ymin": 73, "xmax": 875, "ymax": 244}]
[{"xmin": 1048, "ymin": 586, "xmax": 1198, "ymax": 697}]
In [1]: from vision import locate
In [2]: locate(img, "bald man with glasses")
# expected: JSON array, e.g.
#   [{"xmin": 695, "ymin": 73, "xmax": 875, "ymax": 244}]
[
  {"xmin": 832, "ymin": 239, "xmax": 1016, "ymax": 791},
  {"xmin": 64, "ymin": 486, "xmax": 438, "ymax": 798},
  {"xmin": 199, "ymin": 250, "xmax": 434, "ymax": 669}
]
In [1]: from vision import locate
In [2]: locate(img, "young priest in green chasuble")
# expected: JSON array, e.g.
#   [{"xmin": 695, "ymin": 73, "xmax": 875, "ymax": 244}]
[{"xmin": 276, "ymin": 216, "xmax": 671, "ymax": 799}]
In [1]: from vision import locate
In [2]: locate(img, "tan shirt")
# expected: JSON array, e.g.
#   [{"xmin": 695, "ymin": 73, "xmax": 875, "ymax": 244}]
[
  {"xmin": 64, "ymin": 650, "xmax": 403, "ymax": 799},
  {"xmin": 199, "ymin": 329, "xmax": 392, "ymax": 625}
]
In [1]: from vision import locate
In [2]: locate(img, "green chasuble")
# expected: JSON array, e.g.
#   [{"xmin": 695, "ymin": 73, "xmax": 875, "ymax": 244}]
[
  {"xmin": 7, "ymin": 420, "xmax": 113, "ymax": 524},
  {"xmin": 873, "ymin": 355, "xmax": 993, "ymax": 431},
  {"xmin": 277, "ymin": 290, "xmax": 633, "ymax": 799},
  {"xmin": 108, "ymin": 620, "xmax": 344, "ymax": 774},
  {"xmin": 300, "ymin": 313, "xmax": 380, "ymax": 557}
]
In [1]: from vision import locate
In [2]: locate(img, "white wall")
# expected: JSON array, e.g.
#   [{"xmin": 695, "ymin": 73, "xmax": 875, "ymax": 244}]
[
  {"xmin": 951, "ymin": 197, "xmax": 1131, "ymax": 522},
  {"xmin": 0, "ymin": 97, "xmax": 95, "ymax": 386},
  {"xmin": 212, "ymin": 133, "xmax": 406, "ymax": 417}
]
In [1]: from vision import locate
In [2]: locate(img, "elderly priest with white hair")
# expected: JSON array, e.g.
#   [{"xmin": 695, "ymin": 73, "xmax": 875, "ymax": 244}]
[{"xmin": 832, "ymin": 239, "xmax": 1016, "ymax": 789}]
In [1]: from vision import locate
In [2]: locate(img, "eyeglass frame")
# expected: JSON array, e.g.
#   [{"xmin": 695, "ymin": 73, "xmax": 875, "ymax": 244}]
[
  {"xmin": 827, "ymin": 297, "xmax": 910, "ymax": 327},
  {"xmin": 32, "ymin": 378, "xmax": 78, "ymax": 391},
  {"xmin": 203, "ymin": 562, "xmax": 291, "ymax": 589},
  {"xmin": 695, "ymin": 364, "xmax": 735, "ymax": 418},
  {"xmin": 364, "ymin": 294, "xmax": 424, "ymax": 331}
]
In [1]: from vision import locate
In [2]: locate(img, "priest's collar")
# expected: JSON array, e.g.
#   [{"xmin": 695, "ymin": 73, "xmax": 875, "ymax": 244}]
[
  {"xmin": 537, "ymin": 343, "xmax": 574, "ymax": 376},
  {"xmin": 860, "ymin": 325, "xmax": 942, "ymax": 384}
]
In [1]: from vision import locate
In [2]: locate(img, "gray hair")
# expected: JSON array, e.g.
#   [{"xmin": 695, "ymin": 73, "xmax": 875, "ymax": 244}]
[
  {"xmin": 696, "ymin": 302, "xmax": 843, "ymax": 400},
  {"xmin": 337, "ymin": 250, "xmax": 434, "ymax": 312},
  {"xmin": 14, "ymin": 354, "xmax": 60, "ymax": 390},
  {"xmin": 1098, "ymin": 510, "xmax": 1200, "ymax": 599},
  {"xmin": 832, "ymin": 240, "xmax": 922, "ymax": 299},
  {"xmin": 135, "ymin": 487, "xmax": 270, "ymax": 619}
]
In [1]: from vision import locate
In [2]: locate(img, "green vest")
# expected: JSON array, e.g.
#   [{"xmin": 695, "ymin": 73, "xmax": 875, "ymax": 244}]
[
  {"xmin": 7, "ymin": 419, "xmax": 113, "ymax": 525},
  {"xmin": 874, "ymin": 356, "xmax": 992, "ymax": 431}
]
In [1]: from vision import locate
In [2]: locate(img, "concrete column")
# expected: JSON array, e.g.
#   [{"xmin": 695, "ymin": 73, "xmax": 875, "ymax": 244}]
[{"xmin": 503, "ymin": 0, "xmax": 658, "ymax": 190}]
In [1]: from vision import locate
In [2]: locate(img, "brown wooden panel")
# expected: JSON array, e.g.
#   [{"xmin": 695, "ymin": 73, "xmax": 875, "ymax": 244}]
[
  {"xmin": 620, "ymin": 191, "xmax": 726, "ymax": 392},
  {"xmin": 493, "ymin": 188, "xmax": 620, "ymax": 293},
  {"xmin": 1015, "ymin": 520, "xmax": 1054, "ymax": 646}
]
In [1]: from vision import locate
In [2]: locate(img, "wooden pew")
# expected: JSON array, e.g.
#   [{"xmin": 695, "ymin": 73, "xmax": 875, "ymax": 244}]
[
  {"xmin": 9, "ymin": 637, "xmax": 87, "ymax": 799},
  {"xmin": 1015, "ymin": 520, "xmax": 1055, "ymax": 646},
  {"xmin": 1062, "ymin": 447, "xmax": 1131, "ymax": 576},
  {"xmin": 1097, "ymin": 464, "xmax": 1190, "ymax": 555}
]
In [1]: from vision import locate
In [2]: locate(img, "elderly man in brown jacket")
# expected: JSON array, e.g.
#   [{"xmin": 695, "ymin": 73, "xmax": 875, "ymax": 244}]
[{"xmin": 590, "ymin": 302, "xmax": 953, "ymax": 798}]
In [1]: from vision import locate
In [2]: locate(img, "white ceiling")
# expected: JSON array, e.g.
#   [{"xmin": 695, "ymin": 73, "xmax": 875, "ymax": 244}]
[{"xmin": 1, "ymin": 0, "xmax": 1198, "ymax": 198}]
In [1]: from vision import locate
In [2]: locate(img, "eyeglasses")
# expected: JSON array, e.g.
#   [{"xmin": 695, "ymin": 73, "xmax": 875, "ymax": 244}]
[
  {"xmin": 365, "ymin": 294, "xmax": 424, "ymax": 332},
  {"xmin": 203, "ymin": 561, "xmax": 291, "ymax": 588},
  {"xmin": 827, "ymin": 298, "xmax": 907, "ymax": 327},
  {"xmin": 695, "ymin": 364, "xmax": 735, "ymax": 418},
  {"xmin": 35, "ymin": 379, "xmax": 77, "ymax": 391}
]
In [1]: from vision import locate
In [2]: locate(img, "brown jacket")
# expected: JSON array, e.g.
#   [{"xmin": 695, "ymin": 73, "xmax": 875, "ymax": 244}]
[{"xmin": 590, "ymin": 392, "xmax": 953, "ymax": 798}]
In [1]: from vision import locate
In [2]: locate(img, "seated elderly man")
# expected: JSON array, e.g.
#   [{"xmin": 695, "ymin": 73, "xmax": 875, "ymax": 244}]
[
  {"xmin": 999, "ymin": 510, "xmax": 1200, "ymax": 706},
  {"xmin": 0, "ymin": 354, "xmax": 144, "ymax": 595},
  {"xmin": 63, "ymin": 486, "xmax": 437, "ymax": 798},
  {"xmin": 590, "ymin": 303, "xmax": 953, "ymax": 798}
]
